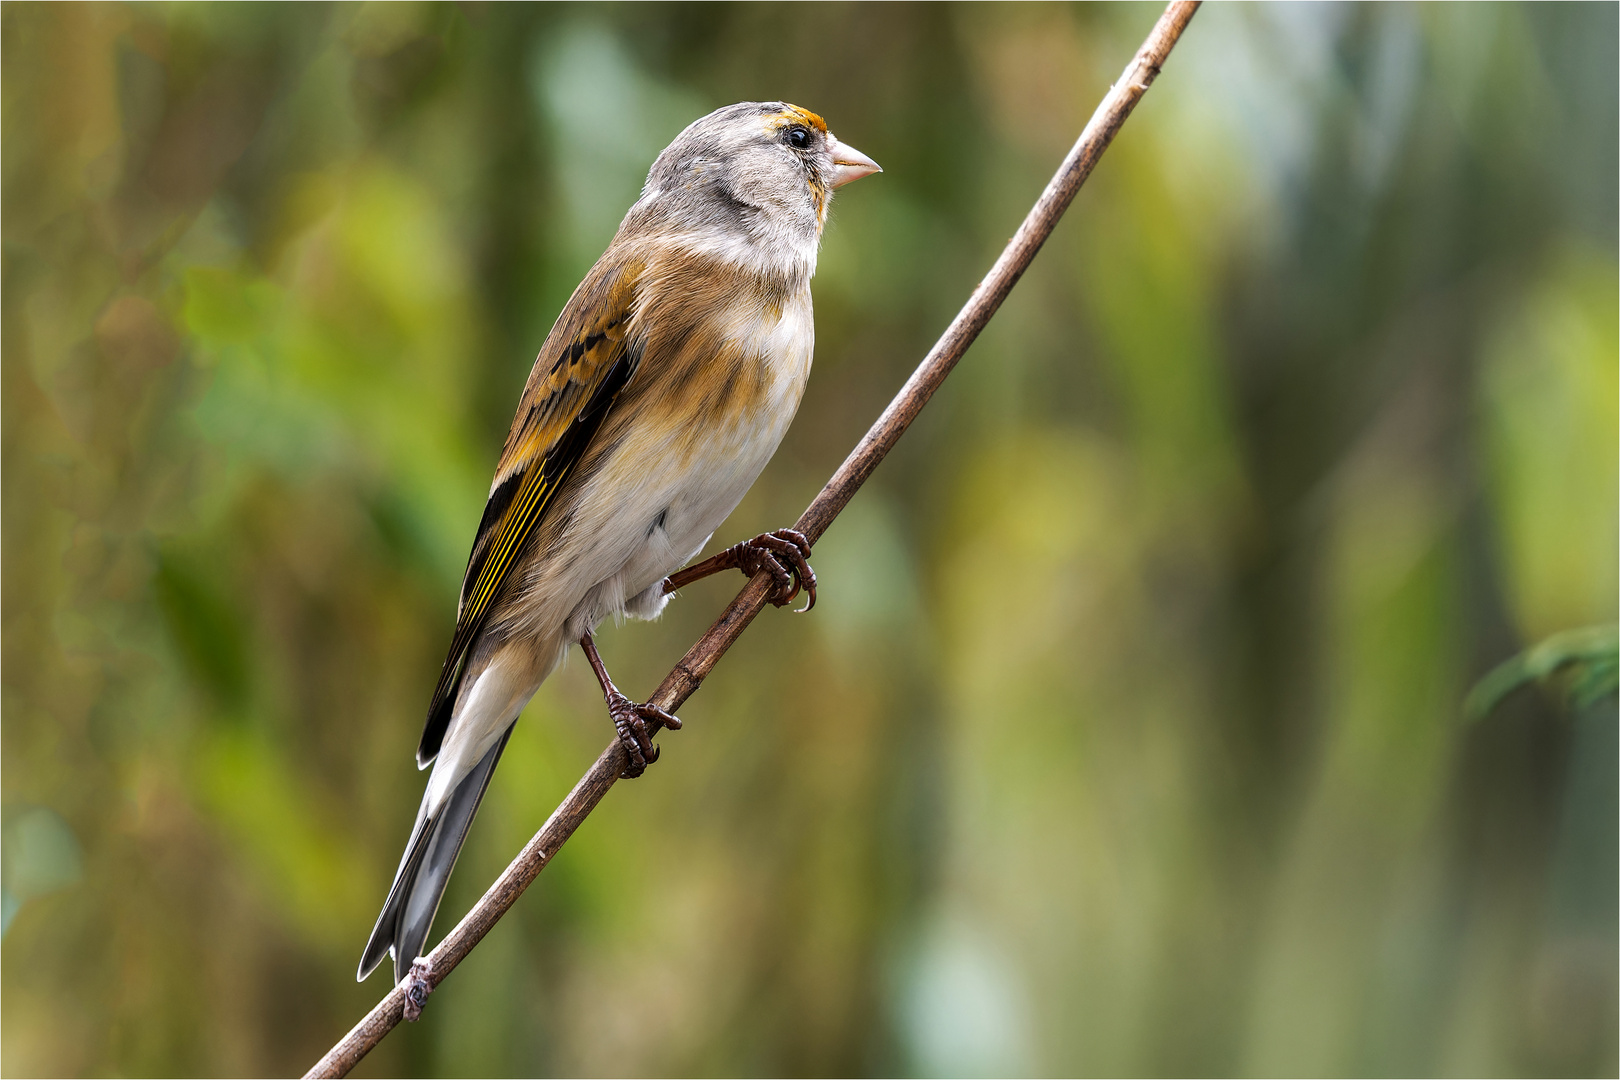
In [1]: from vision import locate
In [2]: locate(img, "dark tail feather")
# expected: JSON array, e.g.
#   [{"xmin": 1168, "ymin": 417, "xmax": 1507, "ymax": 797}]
[{"xmin": 358, "ymin": 725, "xmax": 514, "ymax": 984}]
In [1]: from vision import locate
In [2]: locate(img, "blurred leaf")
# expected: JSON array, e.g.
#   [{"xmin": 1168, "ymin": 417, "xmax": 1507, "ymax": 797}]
[
  {"xmin": 181, "ymin": 266, "xmax": 277, "ymax": 348},
  {"xmin": 1, "ymin": 808, "xmax": 84, "ymax": 936},
  {"xmin": 1465, "ymin": 624, "xmax": 1620, "ymax": 721},
  {"xmin": 152, "ymin": 548, "xmax": 251, "ymax": 709},
  {"xmin": 195, "ymin": 729, "xmax": 375, "ymax": 947},
  {"xmin": 1479, "ymin": 247, "xmax": 1620, "ymax": 640}
]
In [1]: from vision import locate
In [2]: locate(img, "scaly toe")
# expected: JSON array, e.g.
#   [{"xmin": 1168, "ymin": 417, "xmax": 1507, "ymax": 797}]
[
  {"xmin": 768, "ymin": 528, "xmax": 813, "ymax": 561},
  {"xmin": 637, "ymin": 702, "xmax": 682, "ymax": 731},
  {"xmin": 609, "ymin": 700, "xmax": 651, "ymax": 766}
]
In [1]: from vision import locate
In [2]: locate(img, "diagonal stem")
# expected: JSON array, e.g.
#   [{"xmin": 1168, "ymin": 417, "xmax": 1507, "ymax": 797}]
[{"xmin": 304, "ymin": 4, "xmax": 1200, "ymax": 1075}]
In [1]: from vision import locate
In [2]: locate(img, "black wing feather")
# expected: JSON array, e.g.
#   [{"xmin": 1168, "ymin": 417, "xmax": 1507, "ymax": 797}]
[{"xmin": 415, "ymin": 346, "xmax": 638, "ymax": 766}]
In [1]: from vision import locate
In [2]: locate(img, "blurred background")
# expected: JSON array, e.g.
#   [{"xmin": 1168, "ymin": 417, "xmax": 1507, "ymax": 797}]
[{"xmin": 3, "ymin": 2, "xmax": 1615, "ymax": 1076}]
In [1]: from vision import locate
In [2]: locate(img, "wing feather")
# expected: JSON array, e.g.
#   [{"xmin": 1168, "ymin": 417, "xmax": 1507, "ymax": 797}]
[{"xmin": 416, "ymin": 256, "xmax": 644, "ymax": 765}]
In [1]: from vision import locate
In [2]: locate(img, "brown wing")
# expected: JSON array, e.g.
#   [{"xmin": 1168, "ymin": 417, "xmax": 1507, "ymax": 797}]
[{"xmin": 417, "ymin": 254, "xmax": 644, "ymax": 766}]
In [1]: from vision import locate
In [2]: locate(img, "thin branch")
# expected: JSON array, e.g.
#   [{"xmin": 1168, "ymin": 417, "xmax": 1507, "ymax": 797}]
[{"xmin": 305, "ymin": 4, "xmax": 1199, "ymax": 1075}]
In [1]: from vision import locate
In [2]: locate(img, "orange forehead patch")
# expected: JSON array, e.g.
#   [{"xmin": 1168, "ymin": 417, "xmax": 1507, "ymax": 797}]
[{"xmin": 772, "ymin": 104, "xmax": 827, "ymax": 134}]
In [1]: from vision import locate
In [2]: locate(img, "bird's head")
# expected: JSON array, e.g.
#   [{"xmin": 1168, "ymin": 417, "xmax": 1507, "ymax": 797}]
[{"xmin": 634, "ymin": 101, "xmax": 881, "ymax": 252}]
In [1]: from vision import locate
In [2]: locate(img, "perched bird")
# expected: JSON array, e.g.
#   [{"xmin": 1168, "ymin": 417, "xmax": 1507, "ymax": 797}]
[{"xmin": 359, "ymin": 102, "xmax": 881, "ymax": 984}]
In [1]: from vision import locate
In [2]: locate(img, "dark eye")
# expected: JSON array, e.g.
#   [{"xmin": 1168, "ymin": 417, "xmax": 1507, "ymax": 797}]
[{"xmin": 785, "ymin": 126, "xmax": 811, "ymax": 150}]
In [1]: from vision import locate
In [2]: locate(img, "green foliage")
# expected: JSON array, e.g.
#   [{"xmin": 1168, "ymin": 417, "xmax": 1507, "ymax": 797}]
[{"xmin": 1466, "ymin": 625, "xmax": 1620, "ymax": 721}]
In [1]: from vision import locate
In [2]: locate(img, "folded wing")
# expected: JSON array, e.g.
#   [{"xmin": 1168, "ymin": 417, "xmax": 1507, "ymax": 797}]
[{"xmin": 416, "ymin": 256, "xmax": 645, "ymax": 767}]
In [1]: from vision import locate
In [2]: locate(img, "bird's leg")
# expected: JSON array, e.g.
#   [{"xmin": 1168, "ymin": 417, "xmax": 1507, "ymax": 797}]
[
  {"xmin": 662, "ymin": 528, "xmax": 817, "ymax": 611},
  {"xmin": 579, "ymin": 631, "xmax": 681, "ymax": 779}
]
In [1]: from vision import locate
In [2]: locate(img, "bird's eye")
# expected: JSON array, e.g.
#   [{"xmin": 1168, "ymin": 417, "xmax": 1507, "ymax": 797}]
[{"xmin": 785, "ymin": 126, "xmax": 811, "ymax": 150}]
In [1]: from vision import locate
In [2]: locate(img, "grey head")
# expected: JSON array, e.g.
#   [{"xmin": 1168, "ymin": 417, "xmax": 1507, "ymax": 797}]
[{"xmin": 625, "ymin": 101, "xmax": 880, "ymax": 255}]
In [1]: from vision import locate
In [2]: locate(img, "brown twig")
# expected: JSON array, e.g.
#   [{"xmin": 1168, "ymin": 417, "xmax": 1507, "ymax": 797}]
[{"xmin": 304, "ymin": 4, "xmax": 1199, "ymax": 1075}]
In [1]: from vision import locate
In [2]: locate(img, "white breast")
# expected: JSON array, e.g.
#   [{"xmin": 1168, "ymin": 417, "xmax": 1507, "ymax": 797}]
[{"xmin": 552, "ymin": 289, "xmax": 815, "ymax": 640}]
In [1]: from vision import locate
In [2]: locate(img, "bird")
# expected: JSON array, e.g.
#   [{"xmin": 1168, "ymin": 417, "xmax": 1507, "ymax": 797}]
[{"xmin": 358, "ymin": 101, "xmax": 881, "ymax": 985}]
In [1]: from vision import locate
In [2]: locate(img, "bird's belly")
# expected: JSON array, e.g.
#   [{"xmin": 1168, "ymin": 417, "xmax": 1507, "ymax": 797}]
[
  {"xmin": 567, "ymin": 397, "xmax": 797, "ymax": 635},
  {"xmin": 533, "ymin": 307, "xmax": 813, "ymax": 639},
  {"xmin": 633, "ymin": 354, "xmax": 807, "ymax": 575},
  {"xmin": 633, "ymin": 406, "xmax": 790, "ymax": 580}
]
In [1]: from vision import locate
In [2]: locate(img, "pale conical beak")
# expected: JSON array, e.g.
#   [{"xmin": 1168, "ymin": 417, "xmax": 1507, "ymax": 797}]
[{"xmin": 830, "ymin": 137, "xmax": 882, "ymax": 188}]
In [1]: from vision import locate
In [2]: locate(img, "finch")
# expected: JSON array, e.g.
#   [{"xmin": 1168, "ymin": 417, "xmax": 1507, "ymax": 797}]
[{"xmin": 359, "ymin": 102, "xmax": 881, "ymax": 984}]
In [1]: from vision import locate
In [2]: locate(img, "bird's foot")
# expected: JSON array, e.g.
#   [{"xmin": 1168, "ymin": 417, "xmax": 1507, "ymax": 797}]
[
  {"xmin": 736, "ymin": 529, "xmax": 817, "ymax": 610},
  {"xmin": 664, "ymin": 528, "xmax": 817, "ymax": 611},
  {"xmin": 402, "ymin": 957, "xmax": 435, "ymax": 1022},
  {"xmin": 606, "ymin": 690, "xmax": 681, "ymax": 779},
  {"xmin": 579, "ymin": 630, "xmax": 680, "ymax": 779}
]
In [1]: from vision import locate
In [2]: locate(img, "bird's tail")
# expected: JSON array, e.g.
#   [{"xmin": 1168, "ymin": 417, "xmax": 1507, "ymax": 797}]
[{"xmin": 357, "ymin": 725, "xmax": 514, "ymax": 984}]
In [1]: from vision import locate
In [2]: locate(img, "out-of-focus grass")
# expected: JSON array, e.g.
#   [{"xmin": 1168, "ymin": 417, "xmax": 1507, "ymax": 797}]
[{"xmin": 2, "ymin": 4, "xmax": 1614, "ymax": 1077}]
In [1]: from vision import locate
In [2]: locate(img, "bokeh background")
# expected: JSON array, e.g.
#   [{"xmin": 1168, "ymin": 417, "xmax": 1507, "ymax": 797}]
[{"xmin": 4, "ymin": 2, "xmax": 1616, "ymax": 1076}]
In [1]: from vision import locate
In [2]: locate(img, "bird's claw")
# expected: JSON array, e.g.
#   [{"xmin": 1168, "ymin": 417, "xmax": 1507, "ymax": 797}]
[
  {"xmin": 734, "ymin": 528, "xmax": 817, "ymax": 611},
  {"xmin": 607, "ymin": 690, "xmax": 681, "ymax": 779},
  {"xmin": 402, "ymin": 957, "xmax": 435, "ymax": 1022}
]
